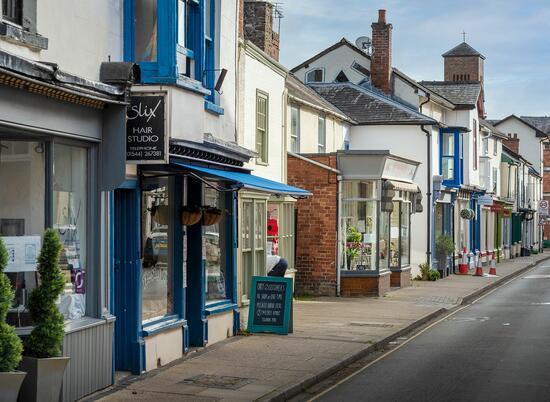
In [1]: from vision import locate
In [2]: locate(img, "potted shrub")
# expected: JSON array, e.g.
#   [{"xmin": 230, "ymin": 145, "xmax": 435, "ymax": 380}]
[
  {"xmin": 0, "ymin": 237, "xmax": 25, "ymax": 402},
  {"xmin": 435, "ymin": 234, "xmax": 455, "ymax": 277},
  {"xmin": 19, "ymin": 229, "xmax": 70, "ymax": 402},
  {"xmin": 345, "ymin": 226, "xmax": 362, "ymax": 270}
]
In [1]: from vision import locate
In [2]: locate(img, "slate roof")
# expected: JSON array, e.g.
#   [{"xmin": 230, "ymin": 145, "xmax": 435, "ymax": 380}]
[
  {"xmin": 290, "ymin": 38, "xmax": 370, "ymax": 73},
  {"xmin": 309, "ymin": 82, "xmax": 437, "ymax": 126},
  {"xmin": 442, "ymin": 42, "xmax": 485, "ymax": 60},
  {"xmin": 392, "ymin": 68, "xmax": 455, "ymax": 109},
  {"xmin": 419, "ymin": 81, "xmax": 481, "ymax": 108},
  {"xmin": 286, "ymin": 73, "xmax": 352, "ymax": 122},
  {"xmin": 479, "ymin": 119, "xmax": 507, "ymax": 139},
  {"xmin": 520, "ymin": 116, "xmax": 550, "ymax": 135}
]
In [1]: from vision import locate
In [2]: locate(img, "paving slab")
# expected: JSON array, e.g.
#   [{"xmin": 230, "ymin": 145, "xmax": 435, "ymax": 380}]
[{"xmin": 92, "ymin": 254, "xmax": 549, "ymax": 402}]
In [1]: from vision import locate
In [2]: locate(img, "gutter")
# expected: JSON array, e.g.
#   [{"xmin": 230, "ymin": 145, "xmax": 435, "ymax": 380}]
[{"xmin": 420, "ymin": 94, "xmax": 432, "ymax": 265}]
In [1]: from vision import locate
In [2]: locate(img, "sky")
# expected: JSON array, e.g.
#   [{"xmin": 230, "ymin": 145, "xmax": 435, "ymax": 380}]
[{"xmin": 278, "ymin": 0, "xmax": 550, "ymax": 119}]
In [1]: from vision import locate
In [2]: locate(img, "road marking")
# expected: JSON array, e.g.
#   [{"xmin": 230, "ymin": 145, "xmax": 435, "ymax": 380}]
[
  {"xmin": 530, "ymin": 302, "xmax": 550, "ymax": 305},
  {"xmin": 523, "ymin": 274, "xmax": 550, "ymax": 279},
  {"xmin": 502, "ymin": 323, "xmax": 510, "ymax": 326},
  {"xmin": 308, "ymin": 261, "xmax": 542, "ymax": 402}
]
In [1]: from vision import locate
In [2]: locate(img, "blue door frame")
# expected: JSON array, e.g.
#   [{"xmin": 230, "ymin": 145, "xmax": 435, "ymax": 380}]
[{"xmin": 113, "ymin": 186, "xmax": 145, "ymax": 374}]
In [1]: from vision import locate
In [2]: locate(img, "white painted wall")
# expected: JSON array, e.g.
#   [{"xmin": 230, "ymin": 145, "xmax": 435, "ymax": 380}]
[
  {"xmin": 292, "ymin": 44, "xmax": 371, "ymax": 85},
  {"xmin": 0, "ymin": 0, "xmax": 123, "ymax": 81},
  {"xmin": 288, "ymin": 102, "xmax": 347, "ymax": 154},
  {"xmin": 496, "ymin": 118, "xmax": 543, "ymax": 174},
  {"xmin": 393, "ymin": 76, "xmax": 420, "ymax": 109},
  {"xmin": 239, "ymin": 47, "xmax": 286, "ymax": 182},
  {"xmin": 349, "ymin": 124, "xmax": 437, "ymax": 274}
]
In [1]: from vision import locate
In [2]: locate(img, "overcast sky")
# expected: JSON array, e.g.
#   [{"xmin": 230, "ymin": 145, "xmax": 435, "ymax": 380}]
[{"xmin": 278, "ymin": 0, "xmax": 550, "ymax": 119}]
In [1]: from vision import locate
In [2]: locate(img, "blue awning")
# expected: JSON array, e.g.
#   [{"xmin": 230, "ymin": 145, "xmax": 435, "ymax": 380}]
[{"xmin": 174, "ymin": 162, "xmax": 311, "ymax": 197}]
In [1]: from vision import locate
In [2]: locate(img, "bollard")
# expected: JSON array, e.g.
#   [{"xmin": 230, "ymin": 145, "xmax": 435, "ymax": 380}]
[
  {"xmin": 473, "ymin": 251, "xmax": 483, "ymax": 276},
  {"xmin": 459, "ymin": 247, "xmax": 469, "ymax": 274},
  {"xmin": 489, "ymin": 252, "xmax": 497, "ymax": 275}
]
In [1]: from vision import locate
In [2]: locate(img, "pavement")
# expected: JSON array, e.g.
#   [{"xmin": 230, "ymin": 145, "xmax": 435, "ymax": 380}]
[
  {"xmin": 315, "ymin": 257, "xmax": 550, "ymax": 402},
  {"xmin": 91, "ymin": 254, "xmax": 549, "ymax": 402}
]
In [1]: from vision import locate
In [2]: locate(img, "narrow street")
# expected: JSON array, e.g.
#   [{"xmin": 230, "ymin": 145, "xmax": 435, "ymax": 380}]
[{"xmin": 314, "ymin": 262, "xmax": 550, "ymax": 402}]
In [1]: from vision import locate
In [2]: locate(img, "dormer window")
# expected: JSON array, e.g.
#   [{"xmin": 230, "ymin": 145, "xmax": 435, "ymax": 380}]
[{"xmin": 306, "ymin": 68, "xmax": 323, "ymax": 83}]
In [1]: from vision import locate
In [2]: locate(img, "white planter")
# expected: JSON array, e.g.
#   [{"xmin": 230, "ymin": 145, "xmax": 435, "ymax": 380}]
[{"xmin": 0, "ymin": 371, "xmax": 26, "ymax": 402}]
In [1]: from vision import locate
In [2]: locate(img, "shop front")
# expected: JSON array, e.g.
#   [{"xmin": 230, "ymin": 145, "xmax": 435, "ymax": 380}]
[
  {"xmin": 0, "ymin": 54, "xmax": 127, "ymax": 401},
  {"xmin": 114, "ymin": 134, "xmax": 309, "ymax": 373},
  {"xmin": 337, "ymin": 151, "xmax": 421, "ymax": 296}
]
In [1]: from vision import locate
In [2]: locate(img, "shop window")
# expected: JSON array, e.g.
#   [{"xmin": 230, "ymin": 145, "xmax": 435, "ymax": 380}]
[
  {"xmin": 341, "ymin": 181, "xmax": 378, "ymax": 272},
  {"xmin": 204, "ymin": 187, "xmax": 227, "ymax": 301},
  {"xmin": 389, "ymin": 201, "xmax": 411, "ymax": 268},
  {"xmin": 400, "ymin": 202, "xmax": 410, "ymax": 265},
  {"xmin": 318, "ymin": 114, "xmax": 326, "ymax": 153},
  {"xmin": 1, "ymin": 140, "xmax": 45, "ymax": 327},
  {"xmin": 53, "ymin": 144, "xmax": 88, "ymax": 321},
  {"xmin": 241, "ymin": 198, "xmax": 266, "ymax": 301},
  {"xmin": 267, "ymin": 202, "xmax": 295, "ymax": 271},
  {"xmin": 141, "ymin": 177, "xmax": 173, "ymax": 322},
  {"xmin": 256, "ymin": 90, "xmax": 269, "ymax": 163},
  {"xmin": 290, "ymin": 104, "xmax": 300, "ymax": 153},
  {"xmin": 379, "ymin": 210, "xmax": 390, "ymax": 270}
]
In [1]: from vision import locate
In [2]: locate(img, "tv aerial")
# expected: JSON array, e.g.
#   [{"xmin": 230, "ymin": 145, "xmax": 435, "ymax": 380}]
[{"xmin": 355, "ymin": 36, "xmax": 374, "ymax": 56}]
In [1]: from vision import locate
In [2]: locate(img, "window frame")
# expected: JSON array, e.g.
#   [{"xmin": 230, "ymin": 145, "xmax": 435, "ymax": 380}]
[
  {"xmin": 305, "ymin": 68, "xmax": 324, "ymax": 83},
  {"xmin": 439, "ymin": 128, "xmax": 463, "ymax": 187},
  {"xmin": 255, "ymin": 89, "xmax": 269, "ymax": 164},
  {"xmin": 240, "ymin": 196, "xmax": 268, "ymax": 302},
  {"xmin": 290, "ymin": 104, "xmax": 300, "ymax": 153},
  {"xmin": 317, "ymin": 114, "xmax": 326, "ymax": 153},
  {"xmin": 473, "ymin": 119, "xmax": 478, "ymax": 170}
]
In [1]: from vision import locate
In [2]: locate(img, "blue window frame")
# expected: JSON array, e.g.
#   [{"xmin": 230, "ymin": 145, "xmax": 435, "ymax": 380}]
[
  {"xmin": 439, "ymin": 128, "xmax": 463, "ymax": 187},
  {"xmin": 124, "ymin": 0, "xmax": 222, "ymax": 112}
]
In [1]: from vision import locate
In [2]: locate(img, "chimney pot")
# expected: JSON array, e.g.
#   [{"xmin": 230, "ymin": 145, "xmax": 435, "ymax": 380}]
[{"xmin": 378, "ymin": 9, "xmax": 386, "ymax": 24}]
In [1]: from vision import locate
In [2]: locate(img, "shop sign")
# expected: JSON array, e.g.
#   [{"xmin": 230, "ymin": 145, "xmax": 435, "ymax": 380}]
[
  {"xmin": 248, "ymin": 276, "xmax": 293, "ymax": 335},
  {"xmin": 477, "ymin": 195, "xmax": 493, "ymax": 206},
  {"xmin": 126, "ymin": 94, "xmax": 168, "ymax": 164},
  {"xmin": 490, "ymin": 204, "xmax": 503, "ymax": 213},
  {"xmin": 1, "ymin": 236, "xmax": 40, "ymax": 272},
  {"xmin": 538, "ymin": 200, "xmax": 549, "ymax": 216}
]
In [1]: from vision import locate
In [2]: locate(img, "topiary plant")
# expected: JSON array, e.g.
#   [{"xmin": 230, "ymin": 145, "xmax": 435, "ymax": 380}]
[
  {"xmin": 24, "ymin": 229, "xmax": 65, "ymax": 358},
  {"xmin": 0, "ymin": 237, "xmax": 23, "ymax": 372}
]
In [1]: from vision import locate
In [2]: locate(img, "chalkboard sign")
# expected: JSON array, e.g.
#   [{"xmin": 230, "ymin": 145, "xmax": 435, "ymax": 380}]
[
  {"xmin": 126, "ymin": 94, "xmax": 168, "ymax": 164},
  {"xmin": 247, "ymin": 276, "xmax": 293, "ymax": 335}
]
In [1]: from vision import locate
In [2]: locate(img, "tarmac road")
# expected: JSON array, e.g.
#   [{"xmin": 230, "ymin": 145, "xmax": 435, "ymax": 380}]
[{"xmin": 313, "ymin": 261, "xmax": 550, "ymax": 402}]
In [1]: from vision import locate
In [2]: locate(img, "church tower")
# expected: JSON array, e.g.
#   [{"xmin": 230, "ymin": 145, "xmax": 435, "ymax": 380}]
[{"xmin": 442, "ymin": 42, "xmax": 485, "ymax": 84}]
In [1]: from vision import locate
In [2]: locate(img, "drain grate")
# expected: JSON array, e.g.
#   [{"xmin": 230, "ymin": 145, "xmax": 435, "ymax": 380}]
[{"xmin": 181, "ymin": 374, "xmax": 254, "ymax": 390}]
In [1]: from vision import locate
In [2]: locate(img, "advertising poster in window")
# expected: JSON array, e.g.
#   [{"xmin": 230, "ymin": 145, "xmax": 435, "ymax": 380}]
[
  {"xmin": 2, "ymin": 236, "xmax": 41, "ymax": 272},
  {"xmin": 126, "ymin": 94, "xmax": 168, "ymax": 164}
]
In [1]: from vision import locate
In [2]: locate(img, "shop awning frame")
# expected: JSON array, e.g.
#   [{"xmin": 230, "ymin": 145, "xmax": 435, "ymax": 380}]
[
  {"xmin": 386, "ymin": 180, "xmax": 420, "ymax": 193},
  {"xmin": 174, "ymin": 162, "xmax": 311, "ymax": 198}
]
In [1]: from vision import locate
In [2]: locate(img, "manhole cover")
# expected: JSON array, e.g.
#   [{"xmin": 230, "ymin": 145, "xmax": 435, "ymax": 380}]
[
  {"xmin": 348, "ymin": 321, "xmax": 393, "ymax": 328},
  {"xmin": 181, "ymin": 374, "xmax": 253, "ymax": 390}
]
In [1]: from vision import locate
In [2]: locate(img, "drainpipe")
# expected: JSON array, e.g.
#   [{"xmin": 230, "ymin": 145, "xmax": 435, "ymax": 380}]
[
  {"xmin": 337, "ymin": 177, "xmax": 342, "ymax": 296},
  {"xmin": 420, "ymin": 95, "xmax": 432, "ymax": 265}
]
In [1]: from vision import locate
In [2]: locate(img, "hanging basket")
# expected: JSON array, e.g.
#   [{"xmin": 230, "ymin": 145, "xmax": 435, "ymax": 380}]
[
  {"xmin": 202, "ymin": 206, "xmax": 223, "ymax": 226},
  {"xmin": 460, "ymin": 208, "xmax": 475, "ymax": 220},
  {"xmin": 181, "ymin": 206, "xmax": 203, "ymax": 226},
  {"xmin": 152, "ymin": 205, "xmax": 170, "ymax": 225}
]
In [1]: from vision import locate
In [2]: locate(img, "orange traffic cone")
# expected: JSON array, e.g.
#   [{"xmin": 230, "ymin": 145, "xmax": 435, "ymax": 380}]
[
  {"xmin": 489, "ymin": 252, "xmax": 497, "ymax": 275},
  {"xmin": 473, "ymin": 253, "xmax": 483, "ymax": 276},
  {"xmin": 459, "ymin": 247, "xmax": 469, "ymax": 275}
]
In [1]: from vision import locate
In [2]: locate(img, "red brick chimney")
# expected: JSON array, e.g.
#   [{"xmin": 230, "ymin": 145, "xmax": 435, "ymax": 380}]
[
  {"xmin": 503, "ymin": 133, "xmax": 520, "ymax": 154},
  {"xmin": 243, "ymin": 0, "xmax": 280, "ymax": 61},
  {"xmin": 371, "ymin": 9, "xmax": 392, "ymax": 94}
]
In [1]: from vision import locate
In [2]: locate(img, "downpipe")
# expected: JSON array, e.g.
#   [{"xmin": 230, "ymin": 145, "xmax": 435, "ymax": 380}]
[{"xmin": 420, "ymin": 95, "xmax": 432, "ymax": 266}]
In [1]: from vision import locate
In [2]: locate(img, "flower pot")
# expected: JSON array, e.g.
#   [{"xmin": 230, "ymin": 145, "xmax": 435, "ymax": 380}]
[
  {"xmin": 0, "ymin": 371, "xmax": 26, "ymax": 402},
  {"xmin": 152, "ymin": 205, "xmax": 170, "ymax": 225},
  {"xmin": 202, "ymin": 207, "xmax": 223, "ymax": 226},
  {"xmin": 18, "ymin": 356, "xmax": 70, "ymax": 402},
  {"xmin": 181, "ymin": 207, "xmax": 202, "ymax": 226}
]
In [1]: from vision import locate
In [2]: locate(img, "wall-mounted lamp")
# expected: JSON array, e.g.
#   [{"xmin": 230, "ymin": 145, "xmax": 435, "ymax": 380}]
[{"xmin": 203, "ymin": 68, "xmax": 228, "ymax": 93}]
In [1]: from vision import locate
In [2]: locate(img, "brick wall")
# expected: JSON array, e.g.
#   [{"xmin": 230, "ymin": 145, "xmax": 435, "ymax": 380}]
[
  {"xmin": 287, "ymin": 154, "xmax": 338, "ymax": 296},
  {"xmin": 340, "ymin": 272, "xmax": 391, "ymax": 297},
  {"xmin": 444, "ymin": 56, "xmax": 481, "ymax": 82},
  {"xmin": 371, "ymin": 10, "xmax": 392, "ymax": 94},
  {"xmin": 503, "ymin": 133, "xmax": 520, "ymax": 154},
  {"xmin": 243, "ymin": 0, "xmax": 279, "ymax": 61}
]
